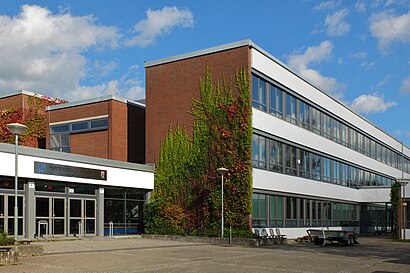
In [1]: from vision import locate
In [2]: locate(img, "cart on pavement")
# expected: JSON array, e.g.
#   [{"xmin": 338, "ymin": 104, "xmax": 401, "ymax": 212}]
[{"xmin": 306, "ymin": 228, "xmax": 358, "ymax": 247}]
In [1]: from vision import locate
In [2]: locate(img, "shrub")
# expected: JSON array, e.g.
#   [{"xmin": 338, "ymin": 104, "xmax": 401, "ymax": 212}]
[{"xmin": 0, "ymin": 226, "xmax": 14, "ymax": 246}]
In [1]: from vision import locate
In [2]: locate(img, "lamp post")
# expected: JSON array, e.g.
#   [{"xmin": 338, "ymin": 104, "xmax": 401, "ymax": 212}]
[
  {"xmin": 217, "ymin": 167, "xmax": 228, "ymax": 238},
  {"xmin": 6, "ymin": 123, "xmax": 28, "ymax": 242},
  {"xmin": 397, "ymin": 178, "xmax": 409, "ymax": 240}
]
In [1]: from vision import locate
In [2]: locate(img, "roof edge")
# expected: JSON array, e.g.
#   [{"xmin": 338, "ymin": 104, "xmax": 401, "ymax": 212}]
[{"xmin": 144, "ymin": 39, "xmax": 253, "ymax": 68}]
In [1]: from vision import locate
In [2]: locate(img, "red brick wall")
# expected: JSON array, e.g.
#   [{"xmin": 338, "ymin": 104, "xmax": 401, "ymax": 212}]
[
  {"xmin": 70, "ymin": 130, "xmax": 109, "ymax": 158},
  {"xmin": 145, "ymin": 46, "xmax": 251, "ymax": 164},
  {"xmin": 0, "ymin": 94, "xmax": 23, "ymax": 110},
  {"xmin": 109, "ymin": 100, "xmax": 128, "ymax": 162}
]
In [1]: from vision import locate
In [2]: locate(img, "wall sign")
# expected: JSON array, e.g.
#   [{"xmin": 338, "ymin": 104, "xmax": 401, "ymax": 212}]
[{"xmin": 34, "ymin": 161, "xmax": 107, "ymax": 181}]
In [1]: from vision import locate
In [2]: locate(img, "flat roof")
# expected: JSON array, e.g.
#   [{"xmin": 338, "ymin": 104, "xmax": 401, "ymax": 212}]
[
  {"xmin": 144, "ymin": 39, "xmax": 407, "ymax": 150},
  {"xmin": 0, "ymin": 142, "xmax": 154, "ymax": 173},
  {"xmin": 47, "ymin": 95, "xmax": 145, "ymax": 111}
]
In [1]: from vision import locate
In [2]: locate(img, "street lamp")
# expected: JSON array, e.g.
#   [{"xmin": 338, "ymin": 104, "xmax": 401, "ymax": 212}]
[
  {"xmin": 6, "ymin": 122, "xmax": 28, "ymax": 242},
  {"xmin": 397, "ymin": 178, "xmax": 409, "ymax": 240},
  {"xmin": 217, "ymin": 167, "xmax": 228, "ymax": 238}
]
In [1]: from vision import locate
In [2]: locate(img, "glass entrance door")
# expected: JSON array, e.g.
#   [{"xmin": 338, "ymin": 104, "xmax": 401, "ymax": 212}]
[
  {"xmin": 69, "ymin": 198, "xmax": 96, "ymax": 236},
  {"xmin": 0, "ymin": 194, "xmax": 24, "ymax": 236},
  {"xmin": 35, "ymin": 197, "xmax": 66, "ymax": 236}
]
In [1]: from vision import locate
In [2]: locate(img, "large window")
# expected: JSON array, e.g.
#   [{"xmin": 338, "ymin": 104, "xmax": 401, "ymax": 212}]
[
  {"xmin": 269, "ymin": 84, "xmax": 283, "ymax": 117},
  {"xmin": 269, "ymin": 195, "xmax": 283, "ymax": 226},
  {"xmin": 285, "ymin": 145, "xmax": 297, "ymax": 175},
  {"xmin": 312, "ymin": 154, "xmax": 321, "ymax": 181},
  {"xmin": 252, "ymin": 193, "xmax": 267, "ymax": 227},
  {"xmin": 285, "ymin": 93, "xmax": 297, "ymax": 124},
  {"xmin": 252, "ymin": 134, "xmax": 266, "ymax": 168},
  {"xmin": 299, "ymin": 101, "xmax": 310, "ymax": 129},
  {"xmin": 269, "ymin": 139, "xmax": 283, "ymax": 173},
  {"xmin": 299, "ymin": 149, "xmax": 310, "ymax": 178},
  {"xmin": 252, "ymin": 75, "xmax": 266, "ymax": 111}
]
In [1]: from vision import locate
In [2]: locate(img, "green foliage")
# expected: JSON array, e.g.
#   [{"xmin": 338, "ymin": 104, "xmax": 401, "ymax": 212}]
[
  {"xmin": 0, "ymin": 226, "xmax": 14, "ymax": 246},
  {"xmin": 147, "ymin": 67, "xmax": 253, "ymax": 237},
  {"xmin": 390, "ymin": 182, "xmax": 401, "ymax": 239},
  {"xmin": 144, "ymin": 198, "xmax": 187, "ymax": 235}
]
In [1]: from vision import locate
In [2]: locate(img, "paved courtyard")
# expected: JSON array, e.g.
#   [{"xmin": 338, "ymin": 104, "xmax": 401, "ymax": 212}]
[{"xmin": 4, "ymin": 236, "xmax": 410, "ymax": 273}]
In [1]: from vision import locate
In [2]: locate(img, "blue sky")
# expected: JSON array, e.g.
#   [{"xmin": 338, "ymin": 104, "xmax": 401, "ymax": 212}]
[{"xmin": 0, "ymin": 0, "xmax": 409, "ymax": 144}]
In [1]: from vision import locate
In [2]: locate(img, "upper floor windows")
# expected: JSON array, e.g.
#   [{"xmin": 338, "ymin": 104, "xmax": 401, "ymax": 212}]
[
  {"xmin": 252, "ymin": 133, "xmax": 395, "ymax": 188},
  {"xmin": 251, "ymin": 72, "xmax": 410, "ymax": 174}
]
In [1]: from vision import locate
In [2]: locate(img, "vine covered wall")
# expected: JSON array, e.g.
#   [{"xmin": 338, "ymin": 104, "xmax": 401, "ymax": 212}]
[
  {"xmin": 145, "ymin": 68, "xmax": 253, "ymax": 236},
  {"xmin": 0, "ymin": 94, "xmax": 66, "ymax": 147}
]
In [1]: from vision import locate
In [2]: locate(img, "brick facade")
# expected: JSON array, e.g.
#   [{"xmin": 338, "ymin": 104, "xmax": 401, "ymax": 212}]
[{"xmin": 145, "ymin": 46, "xmax": 251, "ymax": 164}]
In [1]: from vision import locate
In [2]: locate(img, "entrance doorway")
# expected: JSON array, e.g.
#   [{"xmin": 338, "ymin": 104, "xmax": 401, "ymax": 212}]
[
  {"xmin": 69, "ymin": 199, "xmax": 96, "ymax": 236},
  {"xmin": 0, "ymin": 194, "xmax": 24, "ymax": 236},
  {"xmin": 35, "ymin": 197, "xmax": 65, "ymax": 236}
]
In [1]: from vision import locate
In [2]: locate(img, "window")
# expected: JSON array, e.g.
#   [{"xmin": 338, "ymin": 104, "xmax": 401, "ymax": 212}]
[
  {"xmin": 299, "ymin": 101, "xmax": 310, "ymax": 129},
  {"xmin": 312, "ymin": 154, "xmax": 321, "ymax": 181},
  {"xmin": 322, "ymin": 113, "xmax": 332, "ymax": 139},
  {"xmin": 252, "ymin": 134, "xmax": 266, "ymax": 169},
  {"xmin": 285, "ymin": 93, "xmax": 297, "ymax": 124},
  {"xmin": 357, "ymin": 133, "xmax": 364, "ymax": 153},
  {"xmin": 333, "ymin": 119, "xmax": 341, "ymax": 143},
  {"xmin": 311, "ymin": 107, "xmax": 321, "ymax": 134},
  {"xmin": 341, "ymin": 123, "xmax": 349, "ymax": 147},
  {"xmin": 252, "ymin": 193, "xmax": 267, "ymax": 227},
  {"xmin": 323, "ymin": 157, "xmax": 331, "ymax": 182},
  {"xmin": 285, "ymin": 145, "xmax": 297, "ymax": 175},
  {"xmin": 71, "ymin": 121, "xmax": 88, "ymax": 132},
  {"xmin": 269, "ymin": 195, "xmax": 283, "ymax": 227},
  {"xmin": 350, "ymin": 129, "xmax": 357, "ymax": 151},
  {"xmin": 299, "ymin": 149, "xmax": 310, "ymax": 178},
  {"xmin": 269, "ymin": 139, "xmax": 283, "ymax": 173},
  {"xmin": 286, "ymin": 197, "xmax": 297, "ymax": 227},
  {"xmin": 50, "ymin": 117, "xmax": 108, "ymax": 153},
  {"xmin": 341, "ymin": 163, "xmax": 349, "ymax": 186},
  {"xmin": 269, "ymin": 84, "xmax": 282, "ymax": 117},
  {"xmin": 333, "ymin": 160, "xmax": 340, "ymax": 184},
  {"xmin": 252, "ymin": 75, "xmax": 266, "ymax": 111}
]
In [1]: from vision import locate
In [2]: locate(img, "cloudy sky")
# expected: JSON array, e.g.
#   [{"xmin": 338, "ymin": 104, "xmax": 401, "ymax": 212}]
[{"xmin": 0, "ymin": 0, "xmax": 409, "ymax": 143}]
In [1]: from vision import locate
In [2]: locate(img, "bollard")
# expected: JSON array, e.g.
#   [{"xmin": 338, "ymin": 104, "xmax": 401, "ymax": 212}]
[
  {"xmin": 109, "ymin": 221, "xmax": 114, "ymax": 237},
  {"xmin": 229, "ymin": 226, "xmax": 232, "ymax": 245}
]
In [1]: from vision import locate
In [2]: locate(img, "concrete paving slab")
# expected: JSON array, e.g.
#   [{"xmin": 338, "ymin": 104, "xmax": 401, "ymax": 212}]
[{"xmin": 2, "ymin": 236, "xmax": 409, "ymax": 273}]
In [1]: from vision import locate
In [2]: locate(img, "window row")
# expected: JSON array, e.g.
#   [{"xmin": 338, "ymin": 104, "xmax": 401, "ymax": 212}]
[
  {"xmin": 252, "ymin": 74, "xmax": 410, "ymax": 173},
  {"xmin": 50, "ymin": 118, "xmax": 108, "ymax": 152},
  {"xmin": 252, "ymin": 133, "xmax": 395, "ymax": 188},
  {"xmin": 252, "ymin": 193, "xmax": 359, "ymax": 228}
]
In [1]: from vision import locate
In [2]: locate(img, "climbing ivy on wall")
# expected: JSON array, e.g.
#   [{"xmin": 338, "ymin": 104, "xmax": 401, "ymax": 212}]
[
  {"xmin": 0, "ymin": 95, "xmax": 66, "ymax": 147},
  {"xmin": 144, "ymin": 68, "xmax": 253, "ymax": 236},
  {"xmin": 390, "ymin": 182, "xmax": 401, "ymax": 239}
]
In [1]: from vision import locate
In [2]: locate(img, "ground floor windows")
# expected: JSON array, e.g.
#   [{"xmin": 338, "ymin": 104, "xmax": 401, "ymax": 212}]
[
  {"xmin": 104, "ymin": 187, "xmax": 146, "ymax": 236},
  {"xmin": 252, "ymin": 192, "xmax": 359, "ymax": 228}
]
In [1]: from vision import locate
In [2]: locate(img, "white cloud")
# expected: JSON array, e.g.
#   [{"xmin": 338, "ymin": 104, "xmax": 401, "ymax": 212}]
[
  {"xmin": 400, "ymin": 75, "xmax": 410, "ymax": 94},
  {"xmin": 325, "ymin": 9, "xmax": 350, "ymax": 36},
  {"xmin": 350, "ymin": 94, "xmax": 397, "ymax": 114},
  {"xmin": 370, "ymin": 11, "xmax": 410, "ymax": 50},
  {"xmin": 349, "ymin": 51, "xmax": 367, "ymax": 59},
  {"xmin": 287, "ymin": 41, "xmax": 344, "ymax": 99},
  {"xmin": 126, "ymin": 6, "xmax": 193, "ymax": 47},
  {"xmin": 0, "ymin": 5, "xmax": 121, "ymax": 100},
  {"xmin": 313, "ymin": 1, "xmax": 341, "ymax": 10},
  {"xmin": 70, "ymin": 65, "xmax": 145, "ymax": 100},
  {"xmin": 355, "ymin": 1, "xmax": 366, "ymax": 13}
]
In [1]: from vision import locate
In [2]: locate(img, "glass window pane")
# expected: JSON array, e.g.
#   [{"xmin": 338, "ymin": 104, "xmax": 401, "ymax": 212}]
[
  {"xmin": 91, "ymin": 119, "xmax": 108, "ymax": 129},
  {"xmin": 72, "ymin": 122, "xmax": 88, "ymax": 131},
  {"xmin": 51, "ymin": 125, "xmax": 69, "ymax": 133}
]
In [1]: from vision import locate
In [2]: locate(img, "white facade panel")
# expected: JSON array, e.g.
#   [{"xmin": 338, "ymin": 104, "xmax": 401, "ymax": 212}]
[
  {"xmin": 251, "ymin": 49, "xmax": 408, "ymax": 156},
  {"xmin": 253, "ymin": 168, "xmax": 361, "ymax": 202},
  {"xmin": 1, "ymin": 152, "xmax": 154, "ymax": 190}
]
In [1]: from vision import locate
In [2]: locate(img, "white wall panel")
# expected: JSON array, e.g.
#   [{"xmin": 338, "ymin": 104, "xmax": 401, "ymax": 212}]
[{"xmin": 1, "ymin": 152, "xmax": 154, "ymax": 190}]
